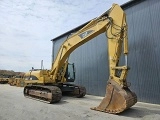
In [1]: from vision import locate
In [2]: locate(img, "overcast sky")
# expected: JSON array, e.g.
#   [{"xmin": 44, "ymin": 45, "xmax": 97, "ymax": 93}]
[{"xmin": 0, "ymin": 0, "xmax": 129, "ymax": 72}]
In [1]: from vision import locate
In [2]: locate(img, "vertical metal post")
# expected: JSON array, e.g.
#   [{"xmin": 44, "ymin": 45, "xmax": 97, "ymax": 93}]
[{"xmin": 125, "ymin": 54, "xmax": 128, "ymax": 66}]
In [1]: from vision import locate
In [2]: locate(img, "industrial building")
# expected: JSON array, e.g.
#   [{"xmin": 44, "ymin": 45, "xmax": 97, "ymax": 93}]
[{"xmin": 51, "ymin": 0, "xmax": 160, "ymax": 104}]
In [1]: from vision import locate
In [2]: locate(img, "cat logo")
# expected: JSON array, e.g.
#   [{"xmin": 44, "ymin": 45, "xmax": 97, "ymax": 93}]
[{"xmin": 79, "ymin": 30, "xmax": 94, "ymax": 39}]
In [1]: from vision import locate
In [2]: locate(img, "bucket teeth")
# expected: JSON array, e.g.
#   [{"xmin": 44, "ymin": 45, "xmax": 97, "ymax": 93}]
[{"xmin": 91, "ymin": 79, "xmax": 137, "ymax": 114}]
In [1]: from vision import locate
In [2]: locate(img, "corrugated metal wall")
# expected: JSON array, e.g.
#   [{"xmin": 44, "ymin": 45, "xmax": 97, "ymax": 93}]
[{"xmin": 52, "ymin": 0, "xmax": 160, "ymax": 104}]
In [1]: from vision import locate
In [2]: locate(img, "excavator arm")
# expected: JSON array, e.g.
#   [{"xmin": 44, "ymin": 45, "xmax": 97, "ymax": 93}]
[{"xmin": 51, "ymin": 4, "xmax": 128, "ymax": 87}]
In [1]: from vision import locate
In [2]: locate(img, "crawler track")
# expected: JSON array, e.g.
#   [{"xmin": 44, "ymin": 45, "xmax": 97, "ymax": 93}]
[
  {"xmin": 69, "ymin": 85, "xmax": 86, "ymax": 98},
  {"xmin": 24, "ymin": 85, "xmax": 62, "ymax": 103},
  {"xmin": 58, "ymin": 83, "xmax": 86, "ymax": 98},
  {"xmin": 0, "ymin": 81, "xmax": 8, "ymax": 84},
  {"xmin": 24, "ymin": 84, "xmax": 86, "ymax": 103}
]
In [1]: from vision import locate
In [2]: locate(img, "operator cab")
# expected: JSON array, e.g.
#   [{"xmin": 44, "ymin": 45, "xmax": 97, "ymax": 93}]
[{"xmin": 65, "ymin": 63, "xmax": 75, "ymax": 82}]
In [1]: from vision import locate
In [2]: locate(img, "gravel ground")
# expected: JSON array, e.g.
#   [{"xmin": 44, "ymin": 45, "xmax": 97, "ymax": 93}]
[{"xmin": 0, "ymin": 84, "xmax": 160, "ymax": 120}]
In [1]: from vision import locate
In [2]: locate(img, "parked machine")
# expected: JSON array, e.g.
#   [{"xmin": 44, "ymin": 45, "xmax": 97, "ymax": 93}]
[
  {"xmin": 0, "ymin": 75, "xmax": 10, "ymax": 84},
  {"xmin": 24, "ymin": 4, "xmax": 137, "ymax": 114},
  {"xmin": 9, "ymin": 75, "xmax": 24, "ymax": 87}
]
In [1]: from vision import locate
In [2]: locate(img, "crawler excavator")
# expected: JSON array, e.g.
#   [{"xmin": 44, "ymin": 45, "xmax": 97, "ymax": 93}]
[{"xmin": 24, "ymin": 4, "xmax": 137, "ymax": 114}]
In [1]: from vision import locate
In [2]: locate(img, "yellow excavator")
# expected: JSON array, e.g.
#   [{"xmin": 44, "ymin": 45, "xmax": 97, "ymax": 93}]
[
  {"xmin": 9, "ymin": 75, "xmax": 24, "ymax": 87},
  {"xmin": 24, "ymin": 4, "xmax": 137, "ymax": 114}
]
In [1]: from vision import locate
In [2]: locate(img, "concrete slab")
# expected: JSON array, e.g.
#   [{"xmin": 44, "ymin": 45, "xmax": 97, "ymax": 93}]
[{"xmin": 0, "ymin": 84, "xmax": 160, "ymax": 120}]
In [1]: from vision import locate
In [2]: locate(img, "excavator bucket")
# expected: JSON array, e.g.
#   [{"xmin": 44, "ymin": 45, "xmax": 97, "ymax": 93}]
[{"xmin": 91, "ymin": 79, "xmax": 137, "ymax": 114}]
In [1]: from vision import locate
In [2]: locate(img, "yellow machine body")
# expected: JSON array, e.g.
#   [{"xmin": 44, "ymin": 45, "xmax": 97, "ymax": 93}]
[
  {"xmin": 9, "ymin": 75, "xmax": 24, "ymax": 87},
  {"xmin": 24, "ymin": 70, "xmax": 49, "ymax": 85}
]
